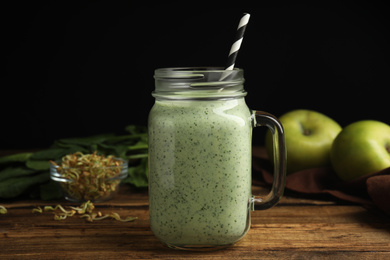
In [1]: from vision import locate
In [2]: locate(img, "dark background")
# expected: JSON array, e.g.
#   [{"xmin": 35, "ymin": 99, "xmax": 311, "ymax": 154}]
[{"xmin": 3, "ymin": 1, "xmax": 390, "ymax": 149}]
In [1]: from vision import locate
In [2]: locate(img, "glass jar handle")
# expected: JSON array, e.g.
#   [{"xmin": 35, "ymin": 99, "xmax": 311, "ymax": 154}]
[{"xmin": 251, "ymin": 111, "xmax": 287, "ymax": 210}]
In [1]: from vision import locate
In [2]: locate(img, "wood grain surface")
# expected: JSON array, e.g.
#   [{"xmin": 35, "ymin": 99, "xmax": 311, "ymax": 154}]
[{"xmin": 1, "ymin": 185, "xmax": 389, "ymax": 259}]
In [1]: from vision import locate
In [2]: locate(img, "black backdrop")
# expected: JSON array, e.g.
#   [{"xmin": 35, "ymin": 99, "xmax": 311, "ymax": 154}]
[{"xmin": 3, "ymin": 1, "xmax": 390, "ymax": 149}]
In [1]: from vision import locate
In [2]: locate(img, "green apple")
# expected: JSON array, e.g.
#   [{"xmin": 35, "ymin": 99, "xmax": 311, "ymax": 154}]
[
  {"xmin": 330, "ymin": 120, "xmax": 390, "ymax": 181},
  {"xmin": 266, "ymin": 109, "xmax": 342, "ymax": 173}
]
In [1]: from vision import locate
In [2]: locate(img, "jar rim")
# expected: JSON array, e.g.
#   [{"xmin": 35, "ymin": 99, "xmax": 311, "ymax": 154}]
[
  {"xmin": 154, "ymin": 66, "xmax": 243, "ymax": 73},
  {"xmin": 154, "ymin": 67, "xmax": 243, "ymax": 80},
  {"xmin": 153, "ymin": 67, "xmax": 246, "ymax": 100}
]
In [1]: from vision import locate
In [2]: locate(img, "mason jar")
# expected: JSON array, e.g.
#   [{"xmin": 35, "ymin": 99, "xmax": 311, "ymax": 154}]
[{"xmin": 148, "ymin": 67, "xmax": 286, "ymax": 250}]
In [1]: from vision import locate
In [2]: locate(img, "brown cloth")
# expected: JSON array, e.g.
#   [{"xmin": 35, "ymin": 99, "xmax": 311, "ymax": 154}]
[{"xmin": 252, "ymin": 147, "xmax": 390, "ymax": 216}]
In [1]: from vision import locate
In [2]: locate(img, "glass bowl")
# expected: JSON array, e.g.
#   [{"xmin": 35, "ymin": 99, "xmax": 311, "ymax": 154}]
[{"xmin": 50, "ymin": 158, "xmax": 128, "ymax": 203}]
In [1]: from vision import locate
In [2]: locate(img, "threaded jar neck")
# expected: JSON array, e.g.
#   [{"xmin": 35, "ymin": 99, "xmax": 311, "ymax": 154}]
[{"xmin": 153, "ymin": 67, "xmax": 246, "ymax": 100}]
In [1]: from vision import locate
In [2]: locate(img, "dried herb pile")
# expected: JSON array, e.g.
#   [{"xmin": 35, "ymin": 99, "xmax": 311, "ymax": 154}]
[
  {"xmin": 0, "ymin": 125, "xmax": 148, "ymax": 200},
  {"xmin": 51, "ymin": 152, "xmax": 127, "ymax": 202}
]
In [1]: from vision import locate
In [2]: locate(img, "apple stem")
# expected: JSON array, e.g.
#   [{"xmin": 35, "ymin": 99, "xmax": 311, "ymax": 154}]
[
  {"xmin": 299, "ymin": 123, "xmax": 312, "ymax": 136},
  {"xmin": 303, "ymin": 129, "xmax": 311, "ymax": 136}
]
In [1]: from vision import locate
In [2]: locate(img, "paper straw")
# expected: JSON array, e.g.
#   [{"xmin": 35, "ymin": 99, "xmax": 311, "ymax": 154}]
[{"xmin": 224, "ymin": 13, "xmax": 250, "ymax": 71}]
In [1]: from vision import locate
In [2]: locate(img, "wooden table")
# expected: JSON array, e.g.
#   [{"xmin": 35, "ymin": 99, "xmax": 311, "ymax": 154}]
[{"xmin": 1, "ymin": 184, "xmax": 389, "ymax": 259}]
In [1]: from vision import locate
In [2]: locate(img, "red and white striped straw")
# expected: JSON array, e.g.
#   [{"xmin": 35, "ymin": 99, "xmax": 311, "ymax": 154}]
[{"xmin": 224, "ymin": 13, "xmax": 250, "ymax": 70}]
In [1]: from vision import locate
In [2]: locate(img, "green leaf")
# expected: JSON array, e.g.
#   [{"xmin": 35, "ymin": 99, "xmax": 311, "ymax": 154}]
[
  {"xmin": 29, "ymin": 148, "xmax": 68, "ymax": 160},
  {"xmin": 123, "ymin": 158, "xmax": 148, "ymax": 188},
  {"xmin": 0, "ymin": 172, "xmax": 50, "ymax": 199},
  {"xmin": 0, "ymin": 152, "xmax": 33, "ymax": 165},
  {"xmin": 125, "ymin": 125, "xmax": 148, "ymax": 135},
  {"xmin": 97, "ymin": 143, "xmax": 128, "ymax": 159},
  {"xmin": 26, "ymin": 160, "xmax": 50, "ymax": 171},
  {"xmin": 103, "ymin": 134, "xmax": 144, "ymax": 144},
  {"xmin": 127, "ymin": 154, "xmax": 148, "ymax": 159},
  {"xmin": 0, "ymin": 167, "xmax": 38, "ymax": 182},
  {"xmin": 30, "ymin": 147, "xmax": 90, "ymax": 161},
  {"xmin": 128, "ymin": 142, "xmax": 148, "ymax": 151}
]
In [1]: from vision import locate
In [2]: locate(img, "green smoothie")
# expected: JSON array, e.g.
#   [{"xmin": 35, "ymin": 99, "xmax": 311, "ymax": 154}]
[{"xmin": 148, "ymin": 98, "xmax": 253, "ymax": 247}]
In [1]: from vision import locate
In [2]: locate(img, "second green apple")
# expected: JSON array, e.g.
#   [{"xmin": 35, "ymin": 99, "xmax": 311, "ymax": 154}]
[{"xmin": 266, "ymin": 109, "xmax": 342, "ymax": 173}]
